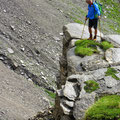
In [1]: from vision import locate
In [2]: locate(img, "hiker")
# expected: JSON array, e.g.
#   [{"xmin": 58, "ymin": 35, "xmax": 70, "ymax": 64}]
[{"xmin": 85, "ymin": 0, "xmax": 100, "ymax": 40}]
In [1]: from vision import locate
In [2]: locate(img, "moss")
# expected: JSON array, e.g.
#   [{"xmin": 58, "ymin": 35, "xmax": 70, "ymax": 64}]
[
  {"xmin": 100, "ymin": 41, "xmax": 113, "ymax": 51},
  {"xmin": 84, "ymin": 80, "xmax": 99, "ymax": 93},
  {"xmin": 75, "ymin": 46, "xmax": 95, "ymax": 57},
  {"xmin": 74, "ymin": 40, "xmax": 114, "ymax": 57},
  {"xmin": 85, "ymin": 95, "xmax": 120, "ymax": 120},
  {"xmin": 75, "ymin": 40, "xmax": 100, "ymax": 57},
  {"xmin": 44, "ymin": 89, "xmax": 56, "ymax": 99},
  {"xmin": 105, "ymin": 67, "xmax": 120, "ymax": 80}
]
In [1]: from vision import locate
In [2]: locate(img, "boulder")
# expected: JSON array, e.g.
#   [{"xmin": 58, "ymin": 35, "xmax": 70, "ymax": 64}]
[
  {"xmin": 73, "ymin": 93, "xmax": 96, "ymax": 120},
  {"xmin": 105, "ymin": 48, "xmax": 120, "ymax": 65},
  {"xmin": 102, "ymin": 35, "xmax": 120, "ymax": 47},
  {"xmin": 104, "ymin": 76, "xmax": 118, "ymax": 88},
  {"xmin": 81, "ymin": 55, "xmax": 109, "ymax": 71},
  {"xmin": 63, "ymin": 23, "xmax": 103, "ymax": 44},
  {"xmin": 63, "ymin": 81, "xmax": 78, "ymax": 101}
]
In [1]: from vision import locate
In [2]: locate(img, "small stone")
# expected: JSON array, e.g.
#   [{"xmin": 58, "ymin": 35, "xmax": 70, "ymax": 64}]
[
  {"xmin": 26, "ymin": 21, "xmax": 31, "ymax": 25},
  {"xmin": 22, "ymin": 64, "xmax": 26, "ymax": 67},
  {"xmin": 7, "ymin": 48, "xmax": 14, "ymax": 54},
  {"xmin": 53, "ymin": 36, "xmax": 60, "ymax": 41},
  {"xmin": 59, "ymin": 33, "xmax": 63, "ymax": 36},
  {"xmin": 63, "ymin": 81, "xmax": 77, "ymax": 101},
  {"xmin": 28, "ymin": 78, "xmax": 32, "ymax": 82},
  {"xmin": 3, "ymin": 9, "xmax": 6, "ymax": 13},
  {"xmin": 10, "ymin": 25, "xmax": 15, "ymax": 31},
  {"xmin": 60, "ymin": 103, "xmax": 71, "ymax": 115},
  {"xmin": 59, "ymin": 9, "xmax": 63, "ymax": 13},
  {"xmin": 20, "ymin": 60, "xmax": 24, "ymax": 64},
  {"xmin": 0, "ymin": 57, "xmax": 4, "ymax": 60},
  {"xmin": 57, "ymin": 89, "xmax": 63, "ymax": 97},
  {"xmin": 62, "ymin": 100, "xmax": 74, "ymax": 107}
]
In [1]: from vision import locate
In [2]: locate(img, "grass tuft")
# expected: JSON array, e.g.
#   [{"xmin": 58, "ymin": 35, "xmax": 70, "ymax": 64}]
[
  {"xmin": 85, "ymin": 95, "xmax": 120, "ymax": 120},
  {"xmin": 75, "ymin": 40, "xmax": 113, "ymax": 57},
  {"xmin": 45, "ymin": 89, "xmax": 56, "ymax": 99},
  {"xmin": 84, "ymin": 80, "xmax": 100, "ymax": 93},
  {"xmin": 105, "ymin": 67, "xmax": 120, "ymax": 80},
  {"xmin": 100, "ymin": 41, "xmax": 114, "ymax": 51},
  {"xmin": 75, "ymin": 40, "xmax": 99, "ymax": 57}
]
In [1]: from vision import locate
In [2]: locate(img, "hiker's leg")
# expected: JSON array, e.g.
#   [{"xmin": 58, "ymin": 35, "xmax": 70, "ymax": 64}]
[
  {"xmin": 89, "ymin": 27, "xmax": 92, "ymax": 39},
  {"xmin": 88, "ymin": 19, "xmax": 93, "ymax": 39},
  {"xmin": 93, "ymin": 19, "xmax": 98, "ymax": 40},
  {"xmin": 94, "ymin": 28, "xmax": 97, "ymax": 39}
]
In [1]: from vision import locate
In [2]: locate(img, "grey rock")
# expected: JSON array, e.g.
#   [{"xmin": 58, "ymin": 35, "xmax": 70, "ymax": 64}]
[
  {"xmin": 104, "ymin": 76, "xmax": 118, "ymax": 88},
  {"xmin": 60, "ymin": 103, "xmax": 71, "ymax": 115},
  {"xmin": 7, "ymin": 48, "xmax": 14, "ymax": 54},
  {"xmin": 105, "ymin": 48, "xmax": 120, "ymax": 65},
  {"xmin": 63, "ymin": 23, "xmax": 103, "ymax": 42},
  {"xmin": 73, "ymin": 93, "xmax": 96, "ymax": 120},
  {"xmin": 81, "ymin": 55, "xmax": 109, "ymax": 71},
  {"xmin": 67, "ymin": 47, "xmax": 84, "ymax": 74},
  {"xmin": 102, "ymin": 35, "xmax": 120, "ymax": 47},
  {"xmin": 69, "ymin": 39, "xmax": 79, "ymax": 48},
  {"xmin": 57, "ymin": 89, "xmax": 63, "ymax": 97},
  {"xmin": 63, "ymin": 81, "xmax": 78, "ymax": 101},
  {"xmin": 61, "ymin": 99, "xmax": 74, "ymax": 108}
]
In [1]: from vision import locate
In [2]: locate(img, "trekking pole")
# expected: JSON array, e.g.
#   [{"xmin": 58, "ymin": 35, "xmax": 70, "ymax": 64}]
[
  {"xmin": 81, "ymin": 19, "xmax": 87, "ymax": 40},
  {"xmin": 99, "ymin": 19, "xmax": 101, "ymax": 40}
]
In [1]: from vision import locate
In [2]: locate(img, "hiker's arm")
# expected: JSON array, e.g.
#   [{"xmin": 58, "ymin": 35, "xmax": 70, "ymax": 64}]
[
  {"xmin": 98, "ymin": 16, "xmax": 101, "ymax": 19},
  {"xmin": 85, "ymin": 15, "xmax": 88, "ymax": 20},
  {"xmin": 94, "ymin": 4, "xmax": 100, "ymax": 17}
]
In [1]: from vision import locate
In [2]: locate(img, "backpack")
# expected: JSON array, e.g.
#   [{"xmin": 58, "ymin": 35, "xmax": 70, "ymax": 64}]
[{"xmin": 93, "ymin": 1, "xmax": 103, "ymax": 18}]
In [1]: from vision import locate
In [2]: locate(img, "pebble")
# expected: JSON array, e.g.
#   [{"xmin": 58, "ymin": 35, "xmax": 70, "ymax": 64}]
[{"xmin": 7, "ymin": 48, "xmax": 14, "ymax": 54}]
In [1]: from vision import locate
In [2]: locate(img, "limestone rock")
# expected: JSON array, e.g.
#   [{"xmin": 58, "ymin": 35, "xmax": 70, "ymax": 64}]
[
  {"xmin": 61, "ymin": 99, "xmax": 74, "ymax": 108},
  {"xmin": 104, "ymin": 76, "xmax": 118, "ymax": 88},
  {"xmin": 7, "ymin": 48, "xmax": 14, "ymax": 54},
  {"xmin": 105, "ymin": 48, "xmax": 120, "ymax": 65},
  {"xmin": 102, "ymin": 35, "xmax": 120, "ymax": 47},
  {"xmin": 73, "ymin": 93, "xmax": 96, "ymax": 120},
  {"xmin": 69, "ymin": 39, "xmax": 79, "ymax": 48},
  {"xmin": 63, "ymin": 23, "xmax": 102, "ymax": 43},
  {"xmin": 81, "ymin": 55, "xmax": 109, "ymax": 71},
  {"xmin": 63, "ymin": 81, "xmax": 78, "ymax": 101},
  {"xmin": 60, "ymin": 103, "xmax": 72, "ymax": 115}
]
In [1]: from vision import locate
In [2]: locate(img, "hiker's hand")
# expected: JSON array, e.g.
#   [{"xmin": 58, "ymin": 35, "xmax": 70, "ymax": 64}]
[
  {"xmin": 85, "ymin": 17, "xmax": 88, "ymax": 21},
  {"xmin": 98, "ymin": 16, "xmax": 101, "ymax": 19}
]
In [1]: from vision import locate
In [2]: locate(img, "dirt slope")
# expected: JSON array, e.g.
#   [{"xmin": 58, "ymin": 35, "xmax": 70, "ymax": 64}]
[{"xmin": 0, "ymin": 61, "xmax": 50, "ymax": 120}]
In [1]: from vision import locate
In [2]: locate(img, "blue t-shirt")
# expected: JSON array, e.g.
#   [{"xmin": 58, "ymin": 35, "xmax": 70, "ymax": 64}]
[{"xmin": 87, "ymin": 2, "xmax": 100, "ymax": 19}]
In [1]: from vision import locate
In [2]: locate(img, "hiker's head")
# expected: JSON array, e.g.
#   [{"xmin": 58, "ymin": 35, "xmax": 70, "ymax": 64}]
[{"xmin": 86, "ymin": 0, "xmax": 92, "ymax": 4}]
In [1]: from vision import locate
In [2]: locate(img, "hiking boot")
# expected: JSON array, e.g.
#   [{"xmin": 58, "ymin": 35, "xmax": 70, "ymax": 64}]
[
  {"xmin": 87, "ymin": 37, "xmax": 92, "ymax": 40},
  {"xmin": 87, "ymin": 34, "xmax": 92, "ymax": 40},
  {"xmin": 93, "ymin": 35, "xmax": 97, "ymax": 40}
]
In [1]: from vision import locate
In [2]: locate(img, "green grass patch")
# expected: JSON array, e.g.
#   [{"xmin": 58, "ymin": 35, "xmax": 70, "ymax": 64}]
[
  {"xmin": 45, "ymin": 89, "xmax": 56, "ymax": 99},
  {"xmin": 84, "ymin": 80, "xmax": 100, "ymax": 93},
  {"xmin": 75, "ymin": 39, "xmax": 99, "ymax": 57},
  {"xmin": 100, "ymin": 41, "xmax": 114, "ymax": 51},
  {"xmin": 75, "ymin": 40, "xmax": 113, "ymax": 57},
  {"xmin": 105, "ymin": 67, "xmax": 120, "ymax": 80},
  {"xmin": 85, "ymin": 95, "xmax": 120, "ymax": 120}
]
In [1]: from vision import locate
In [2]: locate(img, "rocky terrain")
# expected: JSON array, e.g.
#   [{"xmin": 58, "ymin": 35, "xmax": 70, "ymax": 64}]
[
  {"xmin": 54, "ymin": 23, "xmax": 120, "ymax": 120},
  {"xmin": 0, "ymin": 0, "xmax": 119, "ymax": 119}
]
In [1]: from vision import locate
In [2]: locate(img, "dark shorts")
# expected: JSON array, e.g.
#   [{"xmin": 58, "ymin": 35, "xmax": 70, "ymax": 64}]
[{"xmin": 89, "ymin": 19, "xmax": 98, "ymax": 29}]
